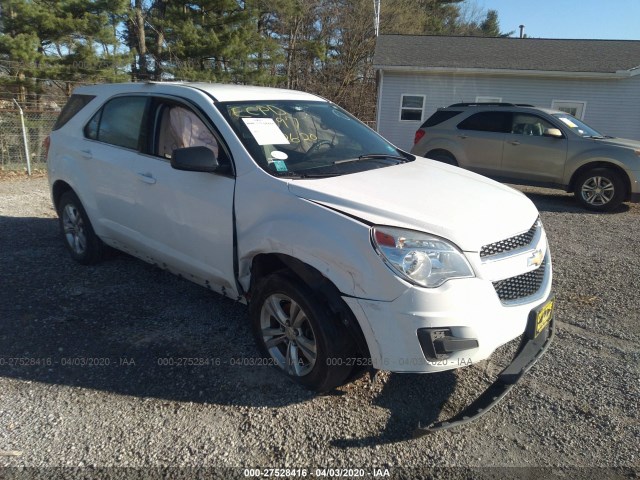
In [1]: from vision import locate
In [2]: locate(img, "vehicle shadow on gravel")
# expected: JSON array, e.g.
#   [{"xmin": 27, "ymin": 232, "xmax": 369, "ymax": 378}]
[
  {"xmin": 0, "ymin": 215, "xmax": 320, "ymax": 408},
  {"xmin": 2, "ymin": 214, "xmax": 455, "ymax": 445},
  {"xmin": 521, "ymin": 191, "xmax": 630, "ymax": 214},
  {"xmin": 331, "ymin": 371, "xmax": 457, "ymax": 446}
]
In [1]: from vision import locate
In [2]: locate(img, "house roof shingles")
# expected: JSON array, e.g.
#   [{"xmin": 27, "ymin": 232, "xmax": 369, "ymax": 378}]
[{"xmin": 373, "ymin": 35, "xmax": 640, "ymax": 74}]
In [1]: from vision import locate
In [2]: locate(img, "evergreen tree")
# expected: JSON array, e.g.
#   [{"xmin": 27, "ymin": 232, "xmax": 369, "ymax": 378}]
[
  {"xmin": 153, "ymin": 0, "xmax": 277, "ymax": 84},
  {"xmin": 480, "ymin": 9, "xmax": 513, "ymax": 37},
  {"xmin": 0, "ymin": 0, "xmax": 129, "ymax": 98}
]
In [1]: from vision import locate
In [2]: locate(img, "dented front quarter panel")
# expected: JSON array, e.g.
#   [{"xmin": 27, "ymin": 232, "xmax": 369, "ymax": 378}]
[{"xmin": 234, "ymin": 167, "xmax": 409, "ymax": 302}]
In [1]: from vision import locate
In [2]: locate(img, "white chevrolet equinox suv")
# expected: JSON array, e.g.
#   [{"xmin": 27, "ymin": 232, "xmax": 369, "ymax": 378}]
[{"xmin": 47, "ymin": 82, "xmax": 554, "ymax": 431}]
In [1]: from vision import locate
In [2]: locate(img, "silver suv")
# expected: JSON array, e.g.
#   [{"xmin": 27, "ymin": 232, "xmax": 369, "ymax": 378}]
[{"xmin": 410, "ymin": 103, "xmax": 640, "ymax": 212}]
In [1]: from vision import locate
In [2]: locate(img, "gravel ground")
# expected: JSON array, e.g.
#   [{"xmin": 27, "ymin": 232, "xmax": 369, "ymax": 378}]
[{"xmin": 0, "ymin": 175, "xmax": 638, "ymax": 478}]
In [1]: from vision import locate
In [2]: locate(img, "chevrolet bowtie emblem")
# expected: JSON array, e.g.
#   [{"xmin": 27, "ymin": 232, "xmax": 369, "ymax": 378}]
[{"xmin": 527, "ymin": 249, "xmax": 544, "ymax": 268}]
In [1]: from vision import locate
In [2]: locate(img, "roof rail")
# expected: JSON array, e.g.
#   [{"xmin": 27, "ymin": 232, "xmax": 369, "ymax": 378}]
[{"xmin": 448, "ymin": 102, "xmax": 536, "ymax": 108}]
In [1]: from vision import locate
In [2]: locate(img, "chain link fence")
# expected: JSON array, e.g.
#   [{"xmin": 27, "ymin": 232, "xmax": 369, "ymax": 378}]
[{"xmin": 0, "ymin": 98, "xmax": 66, "ymax": 173}]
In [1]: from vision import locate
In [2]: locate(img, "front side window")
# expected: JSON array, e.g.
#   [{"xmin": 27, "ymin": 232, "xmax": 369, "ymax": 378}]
[
  {"xmin": 400, "ymin": 95, "xmax": 425, "ymax": 121},
  {"xmin": 457, "ymin": 111, "xmax": 512, "ymax": 133},
  {"xmin": 84, "ymin": 96, "xmax": 148, "ymax": 150},
  {"xmin": 553, "ymin": 114, "xmax": 604, "ymax": 138},
  {"xmin": 155, "ymin": 104, "xmax": 219, "ymax": 160},
  {"xmin": 218, "ymin": 101, "xmax": 410, "ymax": 178},
  {"xmin": 510, "ymin": 114, "xmax": 556, "ymax": 137}
]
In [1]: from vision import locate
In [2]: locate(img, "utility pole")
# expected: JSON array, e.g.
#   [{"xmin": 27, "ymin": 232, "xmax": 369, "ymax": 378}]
[{"xmin": 374, "ymin": 0, "xmax": 381, "ymax": 36}]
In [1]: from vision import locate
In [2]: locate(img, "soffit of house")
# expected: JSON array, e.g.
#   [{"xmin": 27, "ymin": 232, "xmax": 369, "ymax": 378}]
[{"xmin": 373, "ymin": 35, "xmax": 640, "ymax": 77}]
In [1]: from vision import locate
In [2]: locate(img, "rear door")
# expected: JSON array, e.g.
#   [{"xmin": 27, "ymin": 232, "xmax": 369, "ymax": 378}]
[
  {"xmin": 81, "ymin": 95, "xmax": 150, "ymax": 246},
  {"xmin": 501, "ymin": 113, "xmax": 568, "ymax": 183},
  {"xmin": 132, "ymin": 96, "xmax": 237, "ymax": 296},
  {"xmin": 456, "ymin": 111, "xmax": 511, "ymax": 176}
]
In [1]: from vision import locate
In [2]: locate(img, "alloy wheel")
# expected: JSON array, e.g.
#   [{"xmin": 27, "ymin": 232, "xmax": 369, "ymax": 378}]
[
  {"xmin": 62, "ymin": 204, "xmax": 87, "ymax": 255},
  {"xmin": 581, "ymin": 176, "xmax": 615, "ymax": 206},
  {"xmin": 260, "ymin": 293, "xmax": 317, "ymax": 376}
]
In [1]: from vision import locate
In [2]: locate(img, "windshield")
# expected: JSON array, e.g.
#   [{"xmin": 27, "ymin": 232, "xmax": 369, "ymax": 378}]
[
  {"xmin": 553, "ymin": 114, "xmax": 605, "ymax": 138},
  {"xmin": 218, "ymin": 100, "xmax": 411, "ymax": 178}
]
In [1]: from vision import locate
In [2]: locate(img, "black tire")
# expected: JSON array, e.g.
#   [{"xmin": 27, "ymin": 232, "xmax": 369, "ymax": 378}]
[
  {"xmin": 57, "ymin": 191, "xmax": 104, "ymax": 264},
  {"xmin": 427, "ymin": 150, "xmax": 458, "ymax": 166},
  {"xmin": 249, "ymin": 273, "xmax": 355, "ymax": 392},
  {"xmin": 574, "ymin": 167, "xmax": 626, "ymax": 212}
]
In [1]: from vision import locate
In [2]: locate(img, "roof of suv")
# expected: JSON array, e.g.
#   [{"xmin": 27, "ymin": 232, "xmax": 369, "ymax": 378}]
[
  {"xmin": 73, "ymin": 82, "xmax": 324, "ymax": 103},
  {"xmin": 441, "ymin": 103, "xmax": 563, "ymax": 116}
]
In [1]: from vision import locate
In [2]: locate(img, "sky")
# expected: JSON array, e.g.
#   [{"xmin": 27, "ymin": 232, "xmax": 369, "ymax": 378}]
[{"xmin": 474, "ymin": 0, "xmax": 640, "ymax": 40}]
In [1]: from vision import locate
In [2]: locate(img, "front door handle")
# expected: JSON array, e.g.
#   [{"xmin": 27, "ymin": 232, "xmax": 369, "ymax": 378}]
[
  {"xmin": 510, "ymin": 141, "xmax": 521, "ymax": 146},
  {"xmin": 80, "ymin": 149, "xmax": 92, "ymax": 159},
  {"xmin": 137, "ymin": 172, "xmax": 156, "ymax": 184},
  {"xmin": 458, "ymin": 135, "xmax": 468, "ymax": 139}
]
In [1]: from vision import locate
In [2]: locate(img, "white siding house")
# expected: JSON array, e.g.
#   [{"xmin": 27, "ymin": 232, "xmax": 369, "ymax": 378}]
[{"xmin": 373, "ymin": 35, "xmax": 640, "ymax": 151}]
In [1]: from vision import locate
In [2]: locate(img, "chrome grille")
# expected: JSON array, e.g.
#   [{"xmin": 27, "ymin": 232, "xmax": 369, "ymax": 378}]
[
  {"xmin": 493, "ymin": 260, "xmax": 546, "ymax": 302},
  {"xmin": 480, "ymin": 219, "xmax": 539, "ymax": 258}
]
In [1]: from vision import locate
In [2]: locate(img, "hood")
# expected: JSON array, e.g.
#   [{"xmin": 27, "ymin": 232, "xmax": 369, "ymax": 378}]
[
  {"xmin": 287, "ymin": 158, "xmax": 539, "ymax": 252},
  {"xmin": 594, "ymin": 137, "xmax": 640, "ymax": 149}
]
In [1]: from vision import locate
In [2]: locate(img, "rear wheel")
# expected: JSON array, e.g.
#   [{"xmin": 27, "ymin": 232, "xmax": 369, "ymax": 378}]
[
  {"xmin": 250, "ymin": 273, "xmax": 355, "ymax": 392},
  {"xmin": 427, "ymin": 150, "xmax": 458, "ymax": 166},
  {"xmin": 574, "ymin": 168, "xmax": 626, "ymax": 212},
  {"xmin": 57, "ymin": 191, "xmax": 104, "ymax": 264}
]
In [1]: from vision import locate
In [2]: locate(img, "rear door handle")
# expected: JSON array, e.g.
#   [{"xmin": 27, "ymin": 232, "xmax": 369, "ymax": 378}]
[
  {"xmin": 458, "ymin": 135, "xmax": 468, "ymax": 139},
  {"xmin": 80, "ymin": 149, "xmax": 92, "ymax": 159},
  {"xmin": 510, "ymin": 141, "xmax": 521, "ymax": 146},
  {"xmin": 137, "ymin": 172, "xmax": 156, "ymax": 184}
]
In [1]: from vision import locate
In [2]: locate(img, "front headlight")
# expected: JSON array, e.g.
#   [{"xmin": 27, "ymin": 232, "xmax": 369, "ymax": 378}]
[{"xmin": 371, "ymin": 226, "xmax": 474, "ymax": 288}]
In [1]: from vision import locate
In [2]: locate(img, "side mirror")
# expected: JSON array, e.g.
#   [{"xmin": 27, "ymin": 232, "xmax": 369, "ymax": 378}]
[
  {"xmin": 171, "ymin": 146, "xmax": 219, "ymax": 172},
  {"xmin": 543, "ymin": 128, "xmax": 563, "ymax": 139}
]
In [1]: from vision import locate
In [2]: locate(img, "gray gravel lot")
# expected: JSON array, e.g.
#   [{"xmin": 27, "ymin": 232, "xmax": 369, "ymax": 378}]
[{"xmin": 0, "ymin": 176, "xmax": 638, "ymax": 478}]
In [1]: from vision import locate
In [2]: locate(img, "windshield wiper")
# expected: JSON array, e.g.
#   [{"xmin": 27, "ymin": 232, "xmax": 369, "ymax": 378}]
[
  {"xmin": 274, "ymin": 170, "xmax": 339, "ymax": 179},
  {"xmin": 584, "ymin": 135, "xmax": 605, "ymax": 139},
  {"xmin": 299, "ymin": 173, "xmax": 341, "ymax": 178},
  {"xmin": 273, "ymin": 171, "xmax": 305, "ymax": 178},
  {"xmin": 333, "ymin": 154, "xmax": 408, "ymax": 165}
]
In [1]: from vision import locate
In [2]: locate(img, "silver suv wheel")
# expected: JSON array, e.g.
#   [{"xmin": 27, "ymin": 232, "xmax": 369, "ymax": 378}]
[
  {"xmin": 575, "ymin": 167, "xmax": 626, "ymax": 212},
  {"xmin": 580, "ymin": 175, "xmax": 615, "ymax": 206}
]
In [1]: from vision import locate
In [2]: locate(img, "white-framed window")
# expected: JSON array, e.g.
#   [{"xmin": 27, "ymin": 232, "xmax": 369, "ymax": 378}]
[
  {"xmin": 551, "ymin": 100, "xmax": 587, "ymax": 120},
  {"xmin": 475, "ymin": 96, "xmax": 502, "ymax": 103},
  {"xmin": 399, "ymin": 94, "xmax": 425, "ymax": 121}
]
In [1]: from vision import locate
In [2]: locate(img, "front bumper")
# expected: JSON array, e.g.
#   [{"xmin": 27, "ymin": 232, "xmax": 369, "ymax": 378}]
[
  {"xmin": 417, "ymin": 303, "xmax": 554, "ymax": 434},
  {"xmin": 342, "ymin": 261, "xmax": 552, "ymax": 373}
]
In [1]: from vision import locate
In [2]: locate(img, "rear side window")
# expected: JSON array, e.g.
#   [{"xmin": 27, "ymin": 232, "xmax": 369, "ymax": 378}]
[
  {"xmin": 84, "ymin": 96, "xmax": 148, "ymax": 150},
  {"xmin": 421, "ymin": 110, "xmax": 462, "ymax": 128},
  {"xmin": 458, "ymin": 111, "xmax": 512, "ymax": 133},
  {"xmin": 52, "ymin": 94, "xmax": 95, "ymax": 131}
]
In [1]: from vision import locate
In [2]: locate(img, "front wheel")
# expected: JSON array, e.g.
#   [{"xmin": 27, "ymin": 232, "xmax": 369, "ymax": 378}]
[
  {"xmin": 574, "ymin": 168, "xmax": 626, "ymax": 212},
  {"xmin": 249, "ymin": 273, "xmax": 355, "ymax": 392}
]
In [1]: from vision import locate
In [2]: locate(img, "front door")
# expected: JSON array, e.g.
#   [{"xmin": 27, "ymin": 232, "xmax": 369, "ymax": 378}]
[
  {"xmin": 133, "ymin": 99, "xmax": 237, "ymax": 296},
  {"xmin": 501, "ymin": 113, "xmax": 567, "ymax": 184}
]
